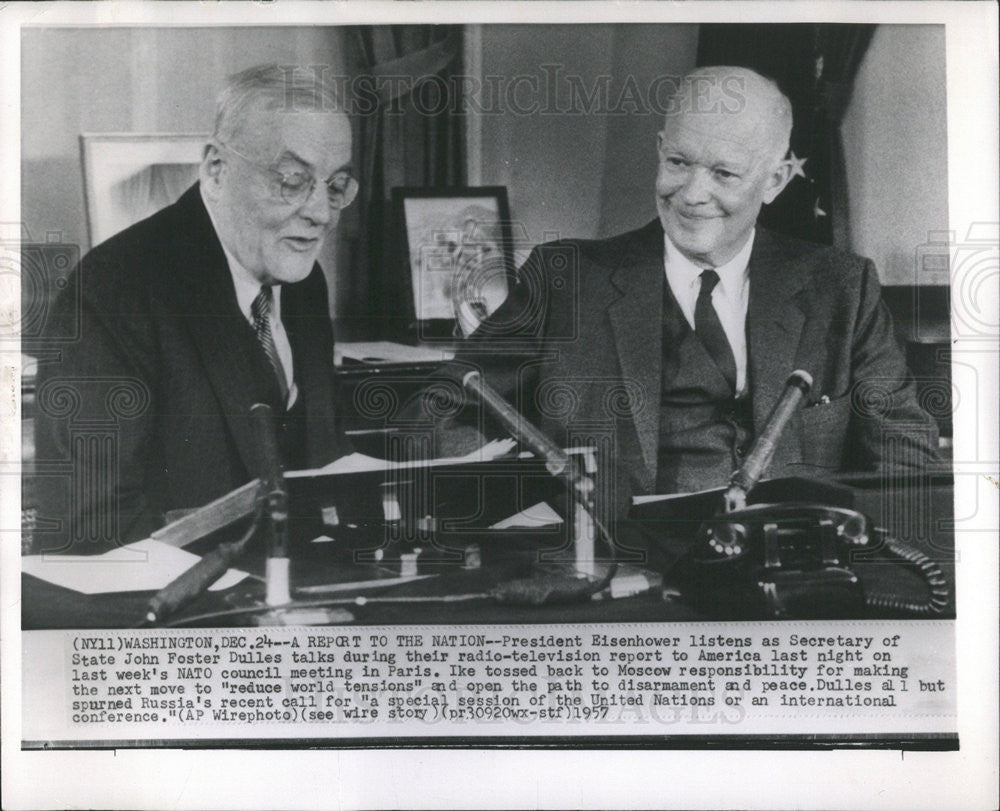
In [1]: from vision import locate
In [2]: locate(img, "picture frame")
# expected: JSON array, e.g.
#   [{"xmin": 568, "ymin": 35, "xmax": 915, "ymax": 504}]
[
  {"xmin": 392, "ymin": 186, "xmax": 515, "ymax": 338},
  {"xmin": 79, "ymin": 132, "xmax": 207, "ymax": 249}
]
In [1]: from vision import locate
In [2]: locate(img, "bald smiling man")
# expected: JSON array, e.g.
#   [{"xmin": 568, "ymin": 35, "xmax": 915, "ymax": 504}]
[{"xmin": 423, "ymin": 66, "xmax": 940, "ymax": 516}]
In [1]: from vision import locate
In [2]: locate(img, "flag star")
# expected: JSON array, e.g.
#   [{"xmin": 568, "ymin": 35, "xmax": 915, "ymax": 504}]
[
  {"xmin": 813, "ymin": 198, "xmax": 827, "ymax": 219},
  {"xmin": 787, "ymin": 151, "xmax": 808, "ymax": 181}
]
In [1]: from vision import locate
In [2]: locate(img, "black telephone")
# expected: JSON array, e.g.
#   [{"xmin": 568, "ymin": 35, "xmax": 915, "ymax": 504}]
[{"xmin": 673, "ymin": 501, "xmax": 950, "ymax": 619}]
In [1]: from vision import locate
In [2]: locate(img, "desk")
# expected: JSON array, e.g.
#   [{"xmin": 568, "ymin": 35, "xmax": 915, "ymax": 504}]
[{"xmin": 22, "ymin": 475, "xmax": 954, "ymax": 629}]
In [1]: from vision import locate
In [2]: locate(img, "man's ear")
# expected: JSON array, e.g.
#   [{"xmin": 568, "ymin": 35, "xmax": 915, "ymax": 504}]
[
  {"xmin": 761, "ymin": 158, "xmax": 794, "ymax": 205},
  {"xmin": 199, "ymin": 143, "xmax": 224, "ymax": 199}
]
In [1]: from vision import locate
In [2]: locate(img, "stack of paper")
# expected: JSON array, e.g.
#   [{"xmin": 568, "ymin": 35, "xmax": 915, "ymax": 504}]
[{"xmin": 335, "ymin": 341, "xmax": 455, "ymax": 366}]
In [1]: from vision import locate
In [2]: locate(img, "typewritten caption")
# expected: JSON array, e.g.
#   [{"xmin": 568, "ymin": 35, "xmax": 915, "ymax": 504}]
[{"xmin": 23, "ymin": 622, "xmax": 956, "ymax": 741}]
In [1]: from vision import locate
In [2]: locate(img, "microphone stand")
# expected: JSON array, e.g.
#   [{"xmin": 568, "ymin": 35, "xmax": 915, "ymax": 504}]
[
  {"xmin": 724, "ymin": 370, "xmax": 813, "ymax": 512},
  {"xmin": 250, "ymin": 403, "xmax": 291, "ymax": 606},
  {"xmin": 145, "ymin": 404, "xmax": 356, "ymax": 627},
  {"xmin": 461, "ymin": 370, "xmax": 612, "ymax": 577},
  {"xmin": 248, "ymin": 404, "xmax": 354, "ymax": 626}
]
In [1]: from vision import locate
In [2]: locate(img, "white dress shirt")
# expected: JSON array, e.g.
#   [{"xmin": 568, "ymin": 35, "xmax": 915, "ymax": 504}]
[
  {"xmin": 663, "ymin": 231, "xmax": 754, "ymax": 396},
  {"xmin": 202, "ymin": 189, "xmax": 298, "ymax": 407}
]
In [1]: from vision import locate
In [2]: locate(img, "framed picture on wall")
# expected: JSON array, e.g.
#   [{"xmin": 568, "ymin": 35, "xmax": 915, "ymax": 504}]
[
  {"xmin": 393, "ymin": 186, "xmax": 515, "ymax": 337},
  {"xmin": 80, "ymin": 133, "xmax": 207, "ymax": 249}
]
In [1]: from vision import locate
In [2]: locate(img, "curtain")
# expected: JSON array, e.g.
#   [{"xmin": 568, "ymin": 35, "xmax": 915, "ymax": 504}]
[
  {"xmin": 697, "ymin": 24, "xmax": 875, "ymax": 248},
  {"xmin": 337, "ymin": 25, "xmax": 465, "ymax": 337}
]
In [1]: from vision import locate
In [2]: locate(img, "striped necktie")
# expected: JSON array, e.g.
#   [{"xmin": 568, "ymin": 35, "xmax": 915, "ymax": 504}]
[
  {"xmin": 694, "ymin": 269, "xmax": 737, "ymax": 394},
  {"xmin": 250, "ymin": 285, "xmax": 289, "ymax": 403}
]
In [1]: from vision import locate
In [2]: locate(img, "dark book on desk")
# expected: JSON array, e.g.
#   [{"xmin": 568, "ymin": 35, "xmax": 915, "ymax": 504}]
[{"xmin": 629, "ymin": 476, "xmax": 855, "ymax": 525}]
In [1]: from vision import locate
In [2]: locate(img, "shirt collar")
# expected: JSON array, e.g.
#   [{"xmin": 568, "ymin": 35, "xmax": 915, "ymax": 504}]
[
  {"xmin": 201, "ymin": 185, "xmax": 281, "ymax": 322},
  {"xmin": 663, "ymin": 229, "xmax": 755, "ymax": 299}
]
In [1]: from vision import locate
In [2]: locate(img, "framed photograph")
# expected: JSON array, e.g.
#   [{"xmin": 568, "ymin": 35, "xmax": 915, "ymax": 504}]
[
  {"xmin": 80, "ymin": 132, "xmax": 206, "ymax": 249},
  {"xmin": 393, "ymin": 186, "xmax": 514, "ymax": 335}
]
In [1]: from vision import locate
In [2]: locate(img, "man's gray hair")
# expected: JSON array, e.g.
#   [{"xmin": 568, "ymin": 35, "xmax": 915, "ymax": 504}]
[{"xmin": 212, "ymin": 63, "xmax": 343, "ymax": 145}]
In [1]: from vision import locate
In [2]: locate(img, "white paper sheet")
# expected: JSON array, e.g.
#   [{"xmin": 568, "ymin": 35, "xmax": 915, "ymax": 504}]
[
  {"xmin": 288, "ymin": 437, "xmax": 517, "ymax": 478},
  {"xmin": 490, "ymin": 501, "xmax": 564, "ymax": 529},
  {"xmin": 334, "ymin": 341, "xmax": 456, "ymax": 365},
  {"xmin": 21, "ymin": 538, "xmax": 249, "ymax": 595},
  {"xmin": 631, "ymin": 488, "xmax": 717, "ymax": 505}
]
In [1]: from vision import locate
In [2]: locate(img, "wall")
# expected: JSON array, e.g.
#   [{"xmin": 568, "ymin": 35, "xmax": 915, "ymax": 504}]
[
  {"xmin": 21, "ymin": 27, "xmax": 345, "ymax": 301},
  {"xmin": 474, "ymin": 23, "xmax": 948, "ymax": 282},
  {"xmin": 22, "ymin": 24, "xmax": 948, "ymax": 305},
  {"xmin": 597, "ymin": 25, "xmax": 699, "ymax": 238},
  {"xmin": 841, "ymin": 25, "xmax": 949, "ymax": 285},
  {"xmin": 475, "ymin": 24, "xmax": 699, "ymax": 248}
]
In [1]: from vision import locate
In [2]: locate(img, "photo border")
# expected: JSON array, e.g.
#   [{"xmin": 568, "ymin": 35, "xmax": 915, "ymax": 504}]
[{"xmin": 2, "ymin": 2, "xmax": 997, "ymax": 809}]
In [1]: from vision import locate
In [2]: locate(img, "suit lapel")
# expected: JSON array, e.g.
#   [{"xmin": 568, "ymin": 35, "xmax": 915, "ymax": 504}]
[
  {"xmin": 606, "ymin": 220, "xmax": 665, "ymax": 485},
  {"xmin": 171, "ymin": 185, "xmax": 273, "ymax": 477},
  {"xmin": 746, "ymin": 228, "xmax": 809, "ymax": 432}
]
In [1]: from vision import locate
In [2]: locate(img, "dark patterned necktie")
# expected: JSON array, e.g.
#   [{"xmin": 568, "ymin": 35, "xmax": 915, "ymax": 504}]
[
  {"xmin": 250, "ymin": 286, "xmax": 289, "ymax": 403},
  {"xmin": 695, "ymin": 269, "xmax": 737, "ymax": 394}
]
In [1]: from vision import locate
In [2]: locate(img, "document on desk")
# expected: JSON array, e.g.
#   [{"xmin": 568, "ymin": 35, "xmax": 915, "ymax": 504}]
[
  {"xmin": 21, "ymin": 539, "xmax": 249, "ymax": 595},
  {"xmin": 632, "ymin": 488, "xmax": 717, "ymax": 506},
  {"xmin": 490, "ymin": 501, "xmax": 563, "ymax": 528},
  {"xmin": 334, "ymin": 340, "xmax": 456, "ymax": 365},
  {"xmin": 287, "ymin": 437, "xmax": 517, "ymax": 477}
]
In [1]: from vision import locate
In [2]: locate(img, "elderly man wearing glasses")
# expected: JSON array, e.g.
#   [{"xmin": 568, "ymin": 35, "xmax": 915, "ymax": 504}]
[{"xmin": 34, "ymin": 64, "xmax": 356, "ymax": 552}]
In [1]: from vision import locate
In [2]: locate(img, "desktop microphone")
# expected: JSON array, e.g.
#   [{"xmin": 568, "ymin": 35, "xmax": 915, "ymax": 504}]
[
  {"xmin": 249, "ymin": 403, "xmax": 290, "ymax": 604},
  {"xmin": 461, "ymin": 370, "xmax": 593, "ymax": 506},
  {"xmin": 145, "ymin": 405, "xmax": 294, "ymax": 624},
  {"xmin": 725, "ymin": 369, "xmax": 813, "ymax": 511}
]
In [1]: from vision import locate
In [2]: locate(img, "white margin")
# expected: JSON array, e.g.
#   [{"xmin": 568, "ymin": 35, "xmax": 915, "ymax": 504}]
[{"xmin": 1, "ymin": 2, "xmax": 997, "ymax": 809}]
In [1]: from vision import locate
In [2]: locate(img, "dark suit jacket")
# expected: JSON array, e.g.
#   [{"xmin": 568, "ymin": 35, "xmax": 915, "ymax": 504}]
[
  {"xmin": 33, "ymin": 184, "xmax": 344, "ymax": 552},
  {"xmin": 428, "ymin": 219, "xmax": 939, "ymax": 515}
]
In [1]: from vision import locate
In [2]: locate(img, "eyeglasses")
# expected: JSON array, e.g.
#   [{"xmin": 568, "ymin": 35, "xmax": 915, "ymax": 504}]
[{"xmin": 216, "ymin": 141, "xmax": 359, "ymax": 210}]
